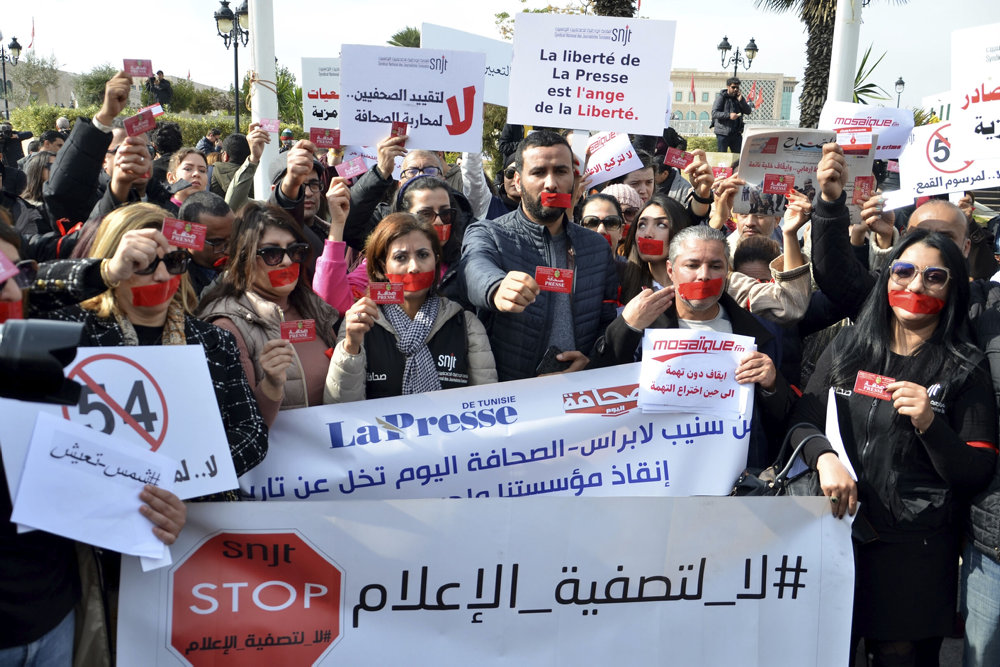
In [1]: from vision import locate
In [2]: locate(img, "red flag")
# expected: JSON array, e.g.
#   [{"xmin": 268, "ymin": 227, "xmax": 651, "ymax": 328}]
[
  {"xmin": 27, "ymin": 17, "xmax": 34, "ymax": 49},
  {"xmin": 690, "ymin": 75, "xmax": 695, "ymax": 100},
  {"xmin": 187, "ymin": 69, "xmax": 191, "ymax": 81},
  {"xmin": 747, "ymin": 80, "xmax": 757, "ymax": 101},
  {"xmin": 755, "ymin": 86, "xmax": 764, "ymax": 108}
]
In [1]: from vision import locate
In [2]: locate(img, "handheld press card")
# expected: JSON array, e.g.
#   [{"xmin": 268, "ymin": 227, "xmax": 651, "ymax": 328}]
[
  {"xmin": 281, "ymin": 320, "xmax": 317, "ymax": 343},
  {"xmin": 535, "ymin": 267, "xmax": 574, "ymax": 293}
]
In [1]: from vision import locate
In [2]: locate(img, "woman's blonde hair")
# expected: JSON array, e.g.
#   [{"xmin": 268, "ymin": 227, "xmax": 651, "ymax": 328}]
[{"xmin": 83, "ymin": 203, "xmax": 198, "ymax": 318}]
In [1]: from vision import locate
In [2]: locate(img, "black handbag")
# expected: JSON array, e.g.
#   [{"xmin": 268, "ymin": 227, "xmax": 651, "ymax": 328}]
[{"xmin": 730, "ymin": 423, "xmax": 826, "ymax": 497}]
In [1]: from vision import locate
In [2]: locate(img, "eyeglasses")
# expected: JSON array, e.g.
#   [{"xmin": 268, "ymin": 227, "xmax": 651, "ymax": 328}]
[
  {"xmin": 413, "ymin": 207, "xmax": 457, "ymax": 225},
  {"xmin": 0, "ymin": 260, "xmax": 38, "ymax": 290},
  {"xmin": 304, "ymin": 180, "xmax": 323, "ymax": 193},
  {"xmin": 257, "ymin": 243, "xmax": 310, "ymax": 267},
  {"xmin": 581, "ymin": 215, "xmax": 623, "ymax": 230},
  {"xmin": 889, "ymin": 261, "xmax": 951, "ymax": 289},
  {"xmin": 400, "ymin": 166, "xmax": 443, "ymax": 179},
  {"xmin": 623, "ymin": 207, "xmax": 640, "ymax": 222},
  {"xmin": 135, "ymin": 250, "xmax": 192, "ymax": 275},
  {"xmin": 504, "ymin": 168, "xmax": 517, "ymax": 180},
  {"xmin": 204, "ymin": 238, "xmax": 229, "ymax": 255}
]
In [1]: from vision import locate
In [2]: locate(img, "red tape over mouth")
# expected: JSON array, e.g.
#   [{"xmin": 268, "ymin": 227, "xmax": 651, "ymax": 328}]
[
  {"xmin": 636, "ymin": 237, "xmax": 665, "ymax": 256},
  {"xmin": 386, "ymin": 271, "xmax": 435, "ymax": 292},
  {"xmin": 677, "ymin": 278, "xmax": 724, "ymax": 300},
  {"xmin": 888, "ymin": 290, "xmax": 945, "ymax": 314},
  {"xmin": 131, "ymin": 275, "xmax": 181, "ymax": 307},
  {"xmin": 268, "ymin": 263, "xmax": 301, "ymax": 287},
  {"xmin": 540, "ymin": 192, "xmax": 572, "ymax": 208}
]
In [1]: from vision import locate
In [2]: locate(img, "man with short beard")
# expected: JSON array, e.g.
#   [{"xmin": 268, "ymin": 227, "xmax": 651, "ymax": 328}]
[{"xmin": 462, "ymin": 130, "xmax": 618, "ymax": 381}]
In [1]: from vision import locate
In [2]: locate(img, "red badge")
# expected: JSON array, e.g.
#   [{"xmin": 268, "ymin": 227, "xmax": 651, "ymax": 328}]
[
  {"xmin": 258, "ymin": 118, "xmax": 280, "ymax": 132},
  {"xmin": 887, "ymin": 160, "xmax": 900, "ymax": 173},
  {"xmin": 636, "ymin": 237, "xmax": 665, "ymax": 256},
  {"xmin": 123, "ymin": 110, "xmax": 156, "ymax": 137},
  {"xmin": 836, "ymin": 127, "xmax": 873, "ymax": 156},
  {"xmin": 310, "ymin": 128, "xmax": 341, "ymax": 150},
  {"xmin": 123, "ymin": 59, "xmax": 153, "ymax": 78},
  {"xmin": 712, "ymin": 166, "xmax": 734, "ymax": 179},
  {"xmin": 335, "ymin": 156, "xmax": 367, "ymax": 180},
  {"xmin": 852, "ymin": 175, "xmax": 875, "ymax": 206},
  {"xmin": 540, "ymin": 192, "xmax": 572, "ymax": 209},
  {"xmin": 281, "ymin": 319, "xmax": 317, "ymax": 343},
  {"xmin": 162, "ymin": 217, "xmax": 206, "ymax": 251},
  {"xmin": 663, "ymin": 147, "xmax": 695, "ymax": 169},
  {"xmin": 390, "ymin": 121, "xmax": 408, "ymax": 138},
  {"xmin": 369, "ymin": 282, "xmax": 405, "ymax": 304},
  {"xmin": 762, "ymin": 173, "xmax": 794, "ymax": 195},
  {"xmin": 854, "ymin": 370, "xmax": 894, "ymax": 401},
  {"xmin": 535, "ymin": 266, "xmax": 574, "ymax": 293}
]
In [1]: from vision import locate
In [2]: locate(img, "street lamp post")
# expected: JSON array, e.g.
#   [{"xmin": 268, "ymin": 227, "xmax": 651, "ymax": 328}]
[
  {"xmin": 895, "ymin": 77, "xmax": 905, "ymax": 109},
  {"xmin": 718, "ymin": 36, "xmax": 758, "ymax": 78},
  {"xmin": 214, "ymin": 1, "xmax": 249, "ymax": 131},
  {"xmin": 0, "ymin": 34, "xmax": 23, "ymax": 121}
]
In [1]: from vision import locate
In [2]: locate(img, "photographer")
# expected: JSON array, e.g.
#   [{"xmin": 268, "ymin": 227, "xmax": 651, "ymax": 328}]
[
  {"xmin": 144, "ymin": 70, "xmax": 173, "ymax": 111},
  {"xmin": 0, "ymin": 122, "xmax": 33, "ymax": 184}
]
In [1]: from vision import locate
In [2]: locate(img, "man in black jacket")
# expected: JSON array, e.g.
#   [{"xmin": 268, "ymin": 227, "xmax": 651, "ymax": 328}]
[{"xmin": 711, "ymin": 78, "xmax": 753, "ymax": 153}]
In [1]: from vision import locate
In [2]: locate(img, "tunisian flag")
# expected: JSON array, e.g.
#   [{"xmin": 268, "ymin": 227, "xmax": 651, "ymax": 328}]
[{"xmin": 690, "ymin": 75, "xmax": 695, "ymax": 100}]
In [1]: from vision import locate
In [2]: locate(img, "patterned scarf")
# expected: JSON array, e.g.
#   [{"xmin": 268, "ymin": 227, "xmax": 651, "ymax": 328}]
[
  {"xmin": 382, "ymin": 296, "xmax": 441, "ymax": 395},
  {"xmin": 114, "ymin": 301, "xmax": 188, "ymax": 346}
]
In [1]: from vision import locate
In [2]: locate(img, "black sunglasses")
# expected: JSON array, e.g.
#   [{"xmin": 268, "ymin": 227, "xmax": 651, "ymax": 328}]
[
  {"xmin": 257, "ymin": 243, "xmax": 310, "ymax": 267},
  {"xmin": 581, "ymin": 215, "xmax": 623, "ymax": 230},
  {"xmin": 135, "ymin": 250, "xmax": 192, "ymax": 275},
  {"xmin": 413, "ymin": 208, "xmax": 457, "ymax": 225},
  {"xmin": 0, "ymin": 260, "xmax": 38, "ymax": 291},
  {"xmin": 504, "ymin": 167, "xmax": 517, "ymax": 180}
]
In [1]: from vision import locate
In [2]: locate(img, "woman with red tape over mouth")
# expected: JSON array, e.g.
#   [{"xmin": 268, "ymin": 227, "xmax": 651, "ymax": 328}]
[
  {"xmin": 786, "ymin": 229, "xmax": 997, "ymax": 665},
  {"xmin": 199, "ymin": 202, "xmax": 340, "ymax": 426},
  {"xmin": 325, "ymin": 212, "xmax": 497, "ymax": 402}
]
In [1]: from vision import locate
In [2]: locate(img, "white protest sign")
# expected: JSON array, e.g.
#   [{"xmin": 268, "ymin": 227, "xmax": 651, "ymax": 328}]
[
  {"xmin": 302, "ymin": 58, "xmax": 341, "ymax": 130},
  {"xmin": 818, "ymin": 100, "xmax": 914, "ymax": 159},
  {"xmin": 240, "ymin": 363, "xmax": 752, "ymax": 502},
  {"xmin": 11, "ymin": 413, "xmax": 175, "ymax": 558},
  {"xmin": 734, "ymin": 129, "xmax": 875, "ymax": 216},
  {"xmin": 898, "ymin": 121, "xmax": 1000, "ymax": 197},
  {"xmin": 342, "ymin": 145, "xmax": 403, "ymax": 181},
  {"xmin": 0, "ymin": 346, "xmax": 236, "ymax": 500},
  {"xmin": 118, "ymin": 496, "xmax": 854, "ymax": 666},
  {"xmin": 507, "ymin": 14, "xmax": 676, "ymax": 135},
  {"xmin": 584, "ymin": 131, "xmax": 643, "ymax": 187},
  {"xmin": 638, "ymin": 330, "xmax": 755, "ymax": 420},
  {"xmin": 421, "ymin": 23, "xmax": 513, "ymax": 106},
  {"xmin": 951, "ymin": 23, "xmax": 1000, "ymax": 160},
  {"xmin": 340, "ymin": 45, "xmax": 485, "ymax": 152}
]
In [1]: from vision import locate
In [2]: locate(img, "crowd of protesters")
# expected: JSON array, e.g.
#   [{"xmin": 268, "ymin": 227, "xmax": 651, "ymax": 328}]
[{"xmin": 4, "ymin": 67, "xmax": 1000, "ymax": 667}]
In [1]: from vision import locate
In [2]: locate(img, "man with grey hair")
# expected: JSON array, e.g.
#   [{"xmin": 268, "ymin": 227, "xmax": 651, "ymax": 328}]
[{"xmin": 592, "ymin": 224, "xmax": 793, "ymax": 467}]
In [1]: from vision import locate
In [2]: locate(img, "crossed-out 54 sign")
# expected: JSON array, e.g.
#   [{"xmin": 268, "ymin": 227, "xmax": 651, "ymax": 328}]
[{"xmin": 62, "ymin": 354, "xmax": 169, "ymax": 451}]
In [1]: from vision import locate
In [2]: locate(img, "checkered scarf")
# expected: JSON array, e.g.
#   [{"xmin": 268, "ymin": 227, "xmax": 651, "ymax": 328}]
[{"xmin": 382, "ymin": 296, "xmax": 441, "ymax": 395}]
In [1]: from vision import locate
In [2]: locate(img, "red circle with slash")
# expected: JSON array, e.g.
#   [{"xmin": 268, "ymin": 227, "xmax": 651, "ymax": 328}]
[
  {"xmin": 60, "ymin": 353, "xmax": 169, "ymax": 451},
  {"xmin": 926, "ymin": 123, "xmax": 975, "ymax": 174}
]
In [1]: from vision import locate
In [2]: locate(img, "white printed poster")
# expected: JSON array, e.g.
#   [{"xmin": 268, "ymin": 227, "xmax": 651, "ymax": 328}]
[
  {"xmin": 0, "ymin": 346, "xmax": 237, "ymax": 500},
  {"xmin": 951, "ymin": 23, "xmax": 1000, "ymax": 160},
  {"xmin": 117, "ymin": 496, "xmax": 855, "ymax": 666},
  {"xmin": 818, "ymin": 100, "xmax": 914, "ymax": 159},
  {"xmin": 507, "ymin": 14, "xmax": 676, "ymax": 135},
  {"xmin": 583, "ymin": 131, "xmax": 642, "ymax": 187},
  {"xmin": 898, "ymin": 121, "xmax": 1000, "ymax": 197},
  {"xmin": 340, "ymin": 45, "xmax": 486, "ymax": 152},
  {"xmin": 421, "ymin": 23, "xmax": 513, "ymax": 107},
  {"xmin": 302, "ymin": 58, "xmax": 341, "ymax": 130},
  {"xmin": 240, "ymin": 363, "xmax": 751, "ymax": 502}
]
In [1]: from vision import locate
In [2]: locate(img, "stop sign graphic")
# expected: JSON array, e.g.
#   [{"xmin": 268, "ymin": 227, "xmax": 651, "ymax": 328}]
[{"xmin": 170, "ymin": 531, "xmax": 343, "ymax": 665}]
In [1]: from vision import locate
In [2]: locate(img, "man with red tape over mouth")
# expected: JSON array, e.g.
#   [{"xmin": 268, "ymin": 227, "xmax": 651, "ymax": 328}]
[
  {"xmin": 462, "ymin": 130, "xmax": 619, "ymax": 382},
  {"xmin": 591, "ymin": 224, "xmax": 794, "ymax": 470}
]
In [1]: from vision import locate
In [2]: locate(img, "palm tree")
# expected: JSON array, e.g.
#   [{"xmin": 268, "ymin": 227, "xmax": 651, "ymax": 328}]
[
  {"xmin": 755, "ymin": 1, "xmax": 907, "ymax": 128},
  {"xmin": 593, "ymin": 0, "xmax": 635, "ymax": 16},
  {"xmin": 387, "ymin": 27, "xmax": 421, "ymax": 48}
]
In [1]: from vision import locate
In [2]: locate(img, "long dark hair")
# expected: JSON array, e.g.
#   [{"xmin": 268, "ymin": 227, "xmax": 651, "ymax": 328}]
[
  {"xmin": 829, "ymin": 229, "xmax": 976, "ymax": 387},
  {"xmin": 618, "ymin": 195, "xmax": 691, "ymax": 303}
]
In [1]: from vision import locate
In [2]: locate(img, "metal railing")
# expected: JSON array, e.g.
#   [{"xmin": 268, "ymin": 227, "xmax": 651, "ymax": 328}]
[{"xmin": 667, "ymin": 118, "xmax": 799, "ymax": 136}]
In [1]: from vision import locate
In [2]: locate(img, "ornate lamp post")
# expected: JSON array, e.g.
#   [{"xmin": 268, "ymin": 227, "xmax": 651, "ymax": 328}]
[
  {"xmin": 214, "ymin": 1, "xmax": 250, "ymax": 130},
  {"xmin": 718, "ymin": 36, "xmax": 758, "ymax": 78},
  {"xmin": 0, "ymin": 34, "xmax": 23, "ymax": 120}
]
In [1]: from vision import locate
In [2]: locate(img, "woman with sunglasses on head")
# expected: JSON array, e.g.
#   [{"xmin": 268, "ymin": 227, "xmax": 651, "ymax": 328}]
[
  {"xmin": 199, "ymin": 202, "xmax": 340, "ymax": 426},
  {"xmin": 325, "ymin": 212, "xmax": 496, "ymax": 403},
  {"xmin": 787, "ymin": 230, "xmax": 997, "ymax": 666}
]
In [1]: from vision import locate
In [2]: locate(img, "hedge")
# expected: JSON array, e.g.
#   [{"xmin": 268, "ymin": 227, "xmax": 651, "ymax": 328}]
[{"xmin": 9, "ymin": 104, "xmax": 306, "ymax": 146}]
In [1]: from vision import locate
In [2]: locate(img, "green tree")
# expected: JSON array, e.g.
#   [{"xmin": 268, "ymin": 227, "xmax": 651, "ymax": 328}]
[
  {"xmin": 593, "ymin": 0, "xmax": 635, "ymax": 16},
  {"xmin": 188, "ymin": 88, "xmax": 217, "ymax": 115},
  {"xmin": 170, "ymin": 79, "xmax": 196, "ymax": 113},
  {"xmin": 8, "ymin": 51, "xmax": 60, "ymax": 107},
  {"xmin": 74, "ymin": 64, "xmax": 118, "ymax": 107},
  {"xmin": 237, "ymin": 62, "xmax": 302, "ymax": 128},
  {"xmin": 387, "ymin": 27, "xmax": 421, "ymax": 48},
  {"xmin": 754, "ymin": 0, "xmax": 906, "ymax": 128},
  {"xmin": 496, "ymin": 0, "xmax": 593, "ymax": 40},
  {"xmin": 852, "ymin": 45, "xmax": 889, "ymax": 105}
]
